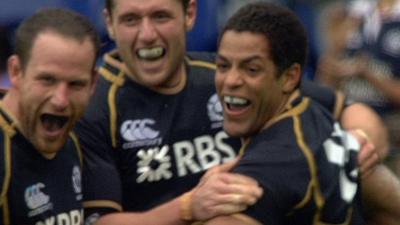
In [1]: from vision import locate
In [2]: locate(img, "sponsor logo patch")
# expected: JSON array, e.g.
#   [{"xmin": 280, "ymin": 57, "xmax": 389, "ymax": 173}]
[{"xmin": 120, "ymin": 119, "xmax": 162, "ymax": 149}]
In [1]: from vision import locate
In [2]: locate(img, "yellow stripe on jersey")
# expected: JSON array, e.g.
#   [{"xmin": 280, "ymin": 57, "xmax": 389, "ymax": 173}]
[
  {"xmin": 1, "ymin": 134, "xmax": 11, "ymax": 225},
  {"xmin": 292, "ymin": 108, "xmax": 353, "ymax": 225},
  {"xmin": 69, "ymin": 132, "xmax": 83, "ymax": 167},
  {"xmin": 0, "ymin": 103, "xmax": 16, "ymax": 225},
  {"xmin": 238, "ymin": 141, "xmax": 250, "ymax": 156},
  {"xmin": 292, "ymin": 112, "xmax": 326, "ymax": 223},
  {"xmin": 99, "ymin": 68, "xmax": 126, "ymax": 149},
  {"xmin": 0, "ymin": 103, "xmax": 16, "ymax": 138},
  {"xmin": 186, "ymin": 57, "xmax": 216, "ymax": 70},
  {"xmin": 100, "ymin": 67, "xmax": 125, "ymax": 86},
  {"xmin": 83, "ymin": 200, "xmax": 123, "ymax": 212},
  {"xmin": 263, "ymin": 93, "xmax": 309, "ymax": 130}
]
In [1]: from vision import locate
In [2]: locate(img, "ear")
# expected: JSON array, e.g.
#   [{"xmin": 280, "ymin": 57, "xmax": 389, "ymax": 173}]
[
  {"xmin": 104, "ymin": 8, "xmax": 115, "ymax": 40},
  {"xmin": 185, "ymin": 0, "xmax": 197, "ymax": 32},
  {"xmin": 7, "ymin": 55, "xmax": 23, "ymax": 88},
  {"xmin": 280, "ymin": 63, "xmax": 301, "ymax": 94}
]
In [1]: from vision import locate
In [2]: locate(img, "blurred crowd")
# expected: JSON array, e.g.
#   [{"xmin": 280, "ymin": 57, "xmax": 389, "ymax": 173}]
[{"xmin": 316, "ymin": 0, "xmax": 400, "ymax": 174}]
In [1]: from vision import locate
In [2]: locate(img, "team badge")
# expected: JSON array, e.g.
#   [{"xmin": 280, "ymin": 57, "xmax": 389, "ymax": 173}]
[{"xmin": 207, "ymin": 94, "xmax": 223, "ymax": 128}]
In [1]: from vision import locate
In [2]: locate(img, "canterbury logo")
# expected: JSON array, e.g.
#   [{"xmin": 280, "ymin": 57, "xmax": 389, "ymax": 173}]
[
  {"xmin": 25, "ymin": 183, "xmax": 50, "ymax": 210},
  {"xmin": 121, "ymin": 119, "xmax": 160, "ymax": 142}
]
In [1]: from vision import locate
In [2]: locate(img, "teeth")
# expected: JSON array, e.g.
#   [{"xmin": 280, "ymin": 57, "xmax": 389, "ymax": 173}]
[
  {"xmin": 137, "ymin": 47, "xmax": 164, "ymax": 60},
  {"xmin": 224, "ymin": 96, "xmax": 248, "ymax": 105}
]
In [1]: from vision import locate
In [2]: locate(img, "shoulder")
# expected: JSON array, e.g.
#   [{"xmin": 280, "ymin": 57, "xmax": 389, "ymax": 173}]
[{"xmin": 301, "ymin": 80, "xmax": 346, "ymax": 119}]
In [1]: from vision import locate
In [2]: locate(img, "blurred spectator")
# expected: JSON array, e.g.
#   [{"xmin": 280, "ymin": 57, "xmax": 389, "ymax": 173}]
[
  {"xmin": 316, "ymin": 1, "xmax": 363, "ymax": 87},
  {"xmin": 317, "ymin": 0, "xmax": 400, "ymax": 176}
]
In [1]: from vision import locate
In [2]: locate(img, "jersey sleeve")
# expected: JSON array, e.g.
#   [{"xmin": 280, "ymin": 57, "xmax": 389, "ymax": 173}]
[{"xmin": 233, "ymin": 139, "xmax": 311, "ymax": 224}]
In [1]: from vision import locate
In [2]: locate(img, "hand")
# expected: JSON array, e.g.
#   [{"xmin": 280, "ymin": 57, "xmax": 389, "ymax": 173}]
[
  {"xmin": 187, "ymin": 157, "xmax": 263, "ymax": 221},
  {"xmin": 349, "ymin": 129, "xmax": 380, "ymax": 179}
]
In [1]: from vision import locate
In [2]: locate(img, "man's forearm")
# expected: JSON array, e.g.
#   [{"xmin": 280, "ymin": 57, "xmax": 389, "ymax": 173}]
[
  {"xmin": 94, "ymin": 196, "xmax": 188, "ymax": 225},
  {"xmin": 362, "ymin": 164, "xmax": 400, "ymax": 225}
]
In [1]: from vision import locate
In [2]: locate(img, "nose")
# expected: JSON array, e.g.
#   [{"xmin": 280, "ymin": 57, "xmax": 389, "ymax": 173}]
[
  {"xmin": 50, "ymin": 83, "xmax": 70, "ymax": 111},
  {"xmin": 223, "ymin": 68, "xmax": 244, "ymax": 88},
  {"xmin": 138, "ymin": 18, "xmax": 157, "ymax": 43}
]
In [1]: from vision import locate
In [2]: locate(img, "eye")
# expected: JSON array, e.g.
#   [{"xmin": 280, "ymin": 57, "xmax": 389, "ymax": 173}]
[
  {"xmin": 153, "ymin": 12, "xmax": 171, "ymax": 22},
  {"xmin": 216, "ymin": 61, "xmax": 230, "ymax": 72},
  {"xmin": 245, "ymin": 65, "xmax": 261, "ymax": 75},
  {"xmin": 69, "ymin": 80, "xmax": 88, "ymax": 90},
  {"xmin": 38, "ymin": 75, "xmax": 56, "ymax": 86},
  {"xmin": 120, "ymin": 14, "xmax": 140, "ymax": 26}
]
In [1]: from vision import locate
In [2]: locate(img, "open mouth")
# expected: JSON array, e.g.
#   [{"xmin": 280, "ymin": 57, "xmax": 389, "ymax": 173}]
[
  {"xmin": 224, "ymin": 96, "xmax": 251, "ymax": 111},
  {"xmin": 40, "ymin": 113, "xmax": 69, "ymax": 132},
  {"xmin": 136, "ymin": 47, "xmax": 166, "ymax": 61}
]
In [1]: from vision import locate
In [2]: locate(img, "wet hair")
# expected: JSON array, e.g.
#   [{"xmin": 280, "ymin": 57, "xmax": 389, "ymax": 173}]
[
  {"xmin": 219, "ymin": 2, "xmax": 308, "ymax": 77},
  {"xmin": 14, "ymin": 8, "xmax": 100, "ymax": 70},
  {"xmin": 105, "ymin": 0, "xmax": 191, "ymax": 14}
]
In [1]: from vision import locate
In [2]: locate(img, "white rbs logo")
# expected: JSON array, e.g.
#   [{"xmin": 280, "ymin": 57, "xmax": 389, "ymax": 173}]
[{"xmin": 121, "ymin": 119, "xmax": 159, "ymax": 142}]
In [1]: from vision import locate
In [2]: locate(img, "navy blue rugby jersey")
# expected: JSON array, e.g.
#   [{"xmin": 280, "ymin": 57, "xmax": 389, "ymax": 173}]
[
  {"xmin": 233, "ymin": 91, "xmax": 364, "ymax": 225},
  {"xmin": 0, "ymin": 104, "xmax": 84, "ymax": 224},
  {"xmin": 75, "ymin": 51, "xmax": 241, "ymax": 212}
]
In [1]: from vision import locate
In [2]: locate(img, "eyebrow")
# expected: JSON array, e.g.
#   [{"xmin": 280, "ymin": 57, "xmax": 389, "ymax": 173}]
[{"xmin": 216, "ymin": 54, "xmax": 263, "ymax": 63}]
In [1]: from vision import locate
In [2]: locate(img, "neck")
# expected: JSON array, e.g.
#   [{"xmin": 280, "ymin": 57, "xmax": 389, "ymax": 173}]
[
  {"xmin": 122, "ymin": 62, "xmax": 187, "ymax": 95},
  {"xmin": 41, "ymin": 152, "xmax": 57, "ymax": 159},
  {"xmin": 151, "ymin": 67, "xmax": 187, "ymax": 95}
]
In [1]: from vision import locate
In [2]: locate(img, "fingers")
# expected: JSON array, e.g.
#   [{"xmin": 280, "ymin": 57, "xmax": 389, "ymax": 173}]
[
  {"xmin": 359, "ymin": 147, "xmax": 380, "ymax": 179},
  {"xmin": 214, "ymin": 191, "xmax": 261, "ymax": 207},
  {"xmin": 199, "ymin": 157, "xmax": 241, "ymax": 186},
  {"xmin": 219, "ymin": 172, "xmax": 259, "ymax": 186},
  {"xmin": 349, "ymin": 128, "xmax": 369, "ymax": 146},
  {"xmin": 216, "ymin": 173, "xmax": 263, "ymax": 198},
  {"xmin": 207, "ymin": 157, "xmax": 241, "ymax": 176},
  {"xmin": 349, "ymin": 128, "xmax": 380, "ymax": 179},
  {"xmin": 217, "ymin": 157, "xmax": 241, "ymax": 173},
  {"xmin": 190, "ymin": 172, "xmax": 263, "ymax": 221}
]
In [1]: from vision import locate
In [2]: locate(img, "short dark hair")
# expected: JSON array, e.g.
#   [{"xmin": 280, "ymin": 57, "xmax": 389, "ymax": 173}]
[
  {"xmin": 14, "ymin": 8, "xmax": 100, "ymax": 70},
  {"xmin": 105, "ymin": 0, "xmax": 191, "ymax": 14},
  {"xmin": 219, "ymin": 2, "xmax": 308, "ymax": 76}
]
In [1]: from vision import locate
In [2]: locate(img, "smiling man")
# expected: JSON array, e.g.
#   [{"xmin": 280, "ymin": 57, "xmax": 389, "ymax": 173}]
[
  {"xmin": 206, "ymin": 2, "xmax": 365, "ymax": 224},
  {"xmin": 0, "ymin": 8, "xmax": 99, "ymax": 224},
  {"xmin": 76, "ymin": 0, "xmax": 263, "ymax": 224}
]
